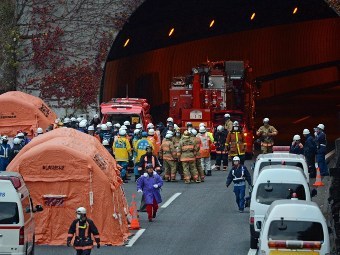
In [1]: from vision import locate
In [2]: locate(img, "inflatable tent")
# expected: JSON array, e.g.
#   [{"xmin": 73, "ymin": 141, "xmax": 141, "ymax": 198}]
[
  {"xmin": 7, "ymin": 128, "xmax": 130, "ymax": 245},
  {"xmin": 0, "ymin": 91, "xmax": 57, "ymax": 138}
]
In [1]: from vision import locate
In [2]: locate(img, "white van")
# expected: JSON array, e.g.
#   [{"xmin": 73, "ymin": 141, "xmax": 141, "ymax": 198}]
[
  {"xmin": 0, "ymin": 172, "xmax": 43, "ymax": 255},
  {"xmin": 258, "ymin": 200, "xmax": 330, "ymax": 255},
  {"xmin": 252, "ymin": 153, "xmax": 309, "ymax": 185},
  {"xmin": 249, "ymin": 166, "xmax": 317, "ymax": 249}
]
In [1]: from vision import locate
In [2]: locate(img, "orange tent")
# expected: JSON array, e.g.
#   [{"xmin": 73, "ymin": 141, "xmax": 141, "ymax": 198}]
[
  {"xmin": 0, "ymin": 91, "xmax": 57, "ymax": 138},
  {"xmin": 7, "ymin": 128, "xmax": 130, "ymax": 245}
]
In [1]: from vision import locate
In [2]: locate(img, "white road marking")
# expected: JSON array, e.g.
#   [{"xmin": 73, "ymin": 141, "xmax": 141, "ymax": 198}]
[
  {"xmin": 161, "ymin": 192, "xmax": 182, "ymax": 208},
  {"xmin": 247, "ymin": 248, "xmax": 258, "ymax": 255},
  {"xmin": 125, "ymin": 229, "xmax": 145, "ymax": 247}
]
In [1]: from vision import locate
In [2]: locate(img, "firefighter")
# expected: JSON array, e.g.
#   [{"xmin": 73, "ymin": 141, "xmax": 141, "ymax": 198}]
[
  {"xmin": 191, "ymin": 129, "xmax": 205, "ymax": 181},
  {"xmin": 87, "ymin": 126, "xmax": 95, "ymax": 136},
  {"xmin": 138, "ymin": 145, "xmax": 161, "ymax": 174},
  {"xmin": 137, "ymin": 164, "xmax": 163, "ymax": 222},
  {"xmin": 186, "ymin": 122, "xmax": 193, "ymax": 132},
  {"xmin": 289, "ymin": 135, "xmax": 304, "ymax": 155},
  {"xmin": 112, "ymin": 129, "xmax": 131, "ymax": 183},
  {"xmin": 78, "ymin": 121, "xmax": 88, "ymax": 134},
  {"xmin": 197, "ymin": 126, "xmax": 212, "ymax": 177},
  {"xmin": 224, "ymin": 113, "xmax": 233, "ymax": 132},
  {"xmin": 199, "ymin": 123, "xmax": 214, "ymax": 142},
  {"xmin": 159, "ymin": 133, "xmax": 177, "ymax": 181},
  {"xmin": 112, "ymin": 123, "xmax": 120, "ymax": 136},
  {"xmin": 302, "ymin": 129, "xmax": 317, "ymax": 178},
  {"xmin": 134, "ymin": 132, "xmax": 153, "ymax": 181},
  {"xmin": 147, "ymin": 128, "xmax": 160, "ymax": 156},
  {"xmin": 64, "ymin": 117, "xmax": 71, "ymax": 128},
  {"xmin": 226, "ymin": 156, "xmax": 252, "ymax": 213},
  {"xmin": 0, "ymin": 136, "xmax": 12, "ymax": 171},
  {"xmin": 106, "ymin": 122, "xmax": 113, "ymax": 132},
  {"xmin": 67, "ymin": 207, "xmax": 100, "ymax": 255},
  {"xmin": 256, "ymin": 118, "xmax": 278, "ymax": 154},
  {"xmin": 173, "ymin": 128, "xmax": 184, "ymax": 180},
  {"xmin": 36, "ymin": 127, "xmax": 44, "ymax": 136},
  {"xmin": 177, "ymin": 130, "xmax": 199, "ymax": 184},
  {"xmin": 226, "ymin": 121, "xmax": 247, "ymax": 165},
  {"xmin": 89, "ymin": 114, "xmax": 101, "ymax": 127},
  {"xmin": 99, "ymin": 124, "xmax": 112, "ymax": 144},
  {"xmin": 214, "ymin": 125, "xmax": 228, "ymax": 171},
  {"xmin": 70, "ymin": 117, "xmax": 78, "ymax": 129},
  {"xmin": 102, "ymin": 139, "xmax": 113, "ymax": 157},
  {"xmin": 314, "ymin": 124, "xmax": 328, "ymax": 176}
]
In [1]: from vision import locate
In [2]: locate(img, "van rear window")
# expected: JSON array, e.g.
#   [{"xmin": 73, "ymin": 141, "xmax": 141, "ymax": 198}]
[
  {"xmin": 256, "ymin": 183, "xmax": 306, "ymax": 205},
  {"xmin": 268, "ymin": 220, "xmax": 324, "ymax": 241},
  {"xmin": 0, "ymin": 202, "xmax": 19, "ymax": 224},
  {"xmin": 260, "ymin": 162, "xmax": 303, "ymax": 171}
]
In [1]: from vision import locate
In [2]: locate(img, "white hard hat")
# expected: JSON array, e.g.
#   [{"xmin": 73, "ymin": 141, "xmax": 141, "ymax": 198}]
[
  {"xmin": 121, "ymin": 125, "xmax": 127, "ymax": 130},
  {"xmin": 114, "ymin": 123, "xmax": 121, "ymax": 128},
  {"xmin": 13, "ymin": 137, "xmax": 21, "ymax": 144},
  {"xmin": 77, "ymin": 117, "xmax": 83, "ymax": 122},
  {"xmin": 233, "ymin": 156, "xmax": 240, "ymax": 161},
  {"xmin": 147, "ymin": 123, "xmax": 154, "ymax": 129},
  {"xmin": 70, "ymin": 117, "xmax": 76, "ymax": 122},
  {"xmin": 63, "ymin": 117, "xmax": 70, "ymax": 124},
  {"xmin": 233, "ymin": 121, "xmax": 239, "ymax": 127},
  {"xmin": 76, "ymin": 207, "xmax": 86, "ymax": 214},
  {"xmin": 174, "ymin": 124, "xmax": 179, "ymax": 129},
  {"xmin": 224, "ymin": 113, "xmax": 230, "ymax": 118},
  {"xmin": 165, "ymin": 133, "xmax": 172, "ymax": 139},
  {"xmin": 124, "ymin": 121, "xmax": 130, "ymax": 126},
  {"xmin": 88, "ymin": 125, "xmax": 95, "ymax": 131},
  {"xmin": 136, "ymin": 123, "xmax": 143, "ymax": 129},
  {"xmin": 102, "ymin": 139, "xmax": 109, "ymax": 146},
  {"xmin": 134, "ymin": 129, "xmax": 140, "ymax": 135},
  {"xmin": 303, "ymin": 129, "xmax": 310, "ymax": 135},
  {"xmin": 96, "ymin": 124, "xmax": 102, "ymax": 129},
  {"xmin": 17, "ymin": 132, "xmax": 24, "ymax": 138},
  {"xmin": 93, "ymin": 114, "xmax": 99, "ymax": 118},
  {"xmin": 199, "ymin": 126, "xmax": 206, "ymax": 133},
  {"xmin": 190, "ymin": 129, "xmax": 198, "ymax": 136},
  {"xmin": 119, "ymin": 129, "xmax": 127, "ymax": 136},
  {"xmin": 2, "ymin": 135, "xmax": 8, "ymax": 140},
  {"xmin": 166, "ymin": 130, "xmax": 174, "ymax": 135},
  {"xmin": 101, "ymin": 124, "xmax": 108, "ymax": 130},
  {"xmin": 217, "ymin": 125, "xmax": 224, "ymax": 131},
  {"xmin": 317, "ymin": 124, "xmax": 325, "ymax": 130},
  {"xmin": 167, "ymin": 117, "xmax": 173, "ymax": 122},
  {"xmin": 263, "ymin": 118, "xmax": 269, "ymax": 123},
  {"xmin": 79, "ymin": 121, "xmax": 87, "ymax": 128},
  {"xmin": 293, "ymin": 134, "xmax": 301, "ymax": 141},
  {"xmin": 148, "ymin": 129, "xmax": 155, "ymax": 135},
  {"xmin": 106, "ymin": 121, "xmax": 112, "ymax": 127},
  {"xmin": 37, "ymin": 127, "xmax": 44, "ymax": 134},
  {"xmin": 199, "ymin": 123, "xmax": 206, "ymax": 127}
]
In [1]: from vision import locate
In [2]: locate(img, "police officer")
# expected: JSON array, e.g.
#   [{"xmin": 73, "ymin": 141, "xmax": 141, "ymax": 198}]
[
  {"xmin": 289, "ymin": 135, "xmax": 304, "ymax": 155},
  {"xmin": 256, "ymin": 118, "xmax": 278, "ymax": 154},
  {"xmin": 226, "ymin": 156, "xmax": 252, "ymax": 213},
  {"xmin": 302, "ymin": 129, "xmax": 317, "ymax": 178},
  {"xmin": 67, "ymin": 207, "xmax": 100, "ymax": 255},
  {"xmin": 314, "ymin": 124, "xmax": 328, "ymax": 176},
  {"xmin": 0, "ymin": 136, "xmax": 12, "ymax": 171},
  {"xmin": 9, "ymin": 137, "xmax": 22, "ymax": 162}
]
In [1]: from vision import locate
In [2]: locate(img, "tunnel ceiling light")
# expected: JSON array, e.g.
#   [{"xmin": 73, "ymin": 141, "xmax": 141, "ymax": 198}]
[
  {"xmin": 293, "ymin": 7, "xmax": 298, "ymax": 14},
  {"xmin": 250, "ymin": 12, "xmax": 256, "ymax": 20},
  {"xmin": 123, "ymin": 38, "xmax": 130, "ymax": 47},
  {"xmin": 168, "ymin": 28, "xmax": 175, "ymax": 37},
  {"xmin": 209, "ymin": 20, "xmax": 215, "ymax": 28}
]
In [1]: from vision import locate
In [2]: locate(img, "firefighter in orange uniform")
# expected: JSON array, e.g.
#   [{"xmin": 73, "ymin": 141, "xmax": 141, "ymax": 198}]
[
  {"xmin": 67, "ymin": 207, "xmax": 100, "ymax": 255},
  {"xmin": 256, "ymin": 117, "xmax": 278, "ymax": 154},
  {"xmin": 191, "ymin": 129, "xmax": 205, "ymax": 181},
  {"xmin": 226, "ymin": 121, "xmax": 247, "ymax": 165},
  {"xmin": 159, "ymin": 133, "xmax": 177, "ymax": 181},
  {"xmin": 147, "ymin": 128, "xmax": 160, "ymax": 156},
  {"xmin": 197, "ymin": 126, "xmax": 213, "ymax": 176}
]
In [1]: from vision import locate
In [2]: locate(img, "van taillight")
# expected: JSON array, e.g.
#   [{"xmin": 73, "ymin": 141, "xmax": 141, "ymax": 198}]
[
  {"xmin": 250, "ymin": 217, "xmax": 254, "ymax": 224},
  {"xmin": 268, "ymin": 240, "xmax": 321, "ymax": 250},
  {"xmin": 19, "ymin": 226, "xmax": 24, "ymax": 245}
]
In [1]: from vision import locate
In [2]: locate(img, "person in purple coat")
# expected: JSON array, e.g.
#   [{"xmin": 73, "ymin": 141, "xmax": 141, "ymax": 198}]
[{"xmin": 137, "ymin": 163, "xmax": 163, "ymax": 222}]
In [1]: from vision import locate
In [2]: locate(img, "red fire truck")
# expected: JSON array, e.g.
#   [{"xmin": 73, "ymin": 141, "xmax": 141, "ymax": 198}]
[
  {"xmin": 169, "ymin": 60, "xmax": 257, "ymax": 156},
  {"xmin": 100, "ymin": 98, "xmax": 152, "ymax": 129}
]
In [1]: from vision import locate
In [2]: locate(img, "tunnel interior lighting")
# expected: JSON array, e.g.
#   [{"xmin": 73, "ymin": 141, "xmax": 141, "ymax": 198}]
[
  {"xmin": 123, "ymin": 38, "xmax": 130, "ymax": 47},
  {"xmin": 168, "ymin": 28, "xmax": 175, "ymax": 37},
  {"xmin": 209, "ymin": 20, "xmax": 215, "ymax": 28},
  {"xmin": 250, "ymin": 12, "xmax": 256, "ymax": 20},
  {"xmin": 293, "ymin": 7, "xmax": 298, "ymax": 14}
]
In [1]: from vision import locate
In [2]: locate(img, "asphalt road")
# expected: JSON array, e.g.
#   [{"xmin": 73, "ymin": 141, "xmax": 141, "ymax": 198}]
[{"xmin": 36, "ymin": 160, "xmax": 254, "ymax": 255}]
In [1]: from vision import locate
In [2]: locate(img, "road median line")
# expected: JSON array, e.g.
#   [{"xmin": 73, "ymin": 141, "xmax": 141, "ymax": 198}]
[
  {"xmin": 125, "ymin": 229, "xmax": 145, "ymax": 247},
  {"xmin": 161, "ymin": 192, "xmax": 182, "ymax": 208}
]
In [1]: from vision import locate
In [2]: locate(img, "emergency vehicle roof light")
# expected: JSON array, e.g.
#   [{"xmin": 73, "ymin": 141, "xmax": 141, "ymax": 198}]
[{"xmin": 0, "ymin": 176, "xmax": 22, "ymax": 189}]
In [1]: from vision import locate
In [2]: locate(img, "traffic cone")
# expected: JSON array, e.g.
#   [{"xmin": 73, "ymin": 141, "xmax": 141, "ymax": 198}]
[
  {"xmin": 313, "ymin": 167, "xmax": 324, "ymax": 187},
  {"xmin": 129, "ymin": 194, "xmax": 140, "ymax": 230}
]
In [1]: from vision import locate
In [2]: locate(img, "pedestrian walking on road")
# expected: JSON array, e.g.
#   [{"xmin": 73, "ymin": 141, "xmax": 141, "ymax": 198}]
[
  {"xmin": 137, "ymin": 164, "xmax": 163, "ymax": 222},
  {"xmin": 67, "ymin": 207, "xmax": 100, "ymax": 255},
  {"xmin": 226, "ymin": 156, "xmax": 252, "ymax": 213}
]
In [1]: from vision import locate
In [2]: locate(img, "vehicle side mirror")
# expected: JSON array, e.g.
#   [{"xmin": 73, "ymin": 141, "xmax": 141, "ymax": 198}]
[
  {"xmin": 311, "ymin": 189, "xmax": 317, "ymax": 197},
  {"xmin": 35, "ymin": 205, "xmax": 43, "ymax": 212},
  {"xmin": 256, "ymin": 221, "xmax": 262, "ymax": 230}
]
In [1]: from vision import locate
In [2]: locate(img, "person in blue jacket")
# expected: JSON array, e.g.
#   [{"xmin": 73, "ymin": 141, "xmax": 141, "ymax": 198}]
[
  {"xmin": 302, "ymin": 129, "xmax": 317, "ymax": 178},
  {"xmin": 0, "ymin": 136, "xmax": 12, "ymax": 171},
  {"xmin": 314, "ymin": 124, "xmax": 328, "ymax": 176},
  {"xmin": 137, "ymin": 163, "xmax": 163, "ymax": 222},
  {"xmin": 289, "ymin": 134, "xmax": 304, "ymax": 155}
]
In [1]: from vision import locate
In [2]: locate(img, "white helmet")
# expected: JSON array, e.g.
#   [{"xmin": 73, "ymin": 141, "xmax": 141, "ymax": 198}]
[
  {"xmin": 63, "ymin": 117, "xmax": 70, "ymax": 124},
  {"xmin": 102, "ymin": 139, "xmax": 109, "ymax": 146},
  {"xmin": 13, "ymin": 137, "xmax": 21, "ymax": 144},
  {"xmin": 263, "ymin": 118, "xmax": 269, "ymax": 123},
  {"xmin": 199, "ymin": 123, "xmax": 206, "ymax": 128},
  {"xmin": 101, "ymin": 124, "xmax": 108, "ymax": 130},
  {"xmin": 167, "ymin": 117, "xmax": 173, "ymax": 122},
  {"xmin": 147, "ymin": 123, "xmax": 154, "ymax": 129},
  {"xmin": 93, "ymin": 114, "xmax": 99, "ymax": 119},
  {"xmin": 136, "ymin": 123, "xmax": 143, "ymax": 129},
  {"xmin": 134, "ymin": 129, "xmax": 140, "ymax": 135},
  {"xmin": 233, "ymin": 156, "xmax": 240, "ymax": 161},
  {"xmin": 114, "ymin": 123, "xmax": 121, "ymax": 128},
  {"xmin": 17, "ymin": 132, "xmax": 24, "ymax": 138},
  {"xmin": 76, "ymin": 207, "xmax": 86, "ymax": 214},
  {"xmin": 233, "ymin": 121, "xmax": 239, "ymax": 127},
  {"xmin": 190, "ymin": 129, "xmax": 198, "ymax": 136},
  {"xmin": 217, "ymin": 125, "xmax": 224, "ymax": 131},
  {"xmin": 166, "ymin": 130, "xmax": 174, "ymax": 136},
  {"xmin": 76, "ymin": 117, "xmax": 83, "ymax": 122},
  {"xmin": 293, "ymin": 134, "xmax": 301, "ymax": 141},
  {"xmin": 199, "ymin": 126, "xmax": 206, "ymax": 133},
  {"xmin": 120, "ymin": 125, "xmax": 127, "ymax": 130},
  {"xmin": 96, "ymin": 124, "xmax": 102, "ymax": 129},
  {"xmin": 106, "ymin": 122, "xmax": 112, "ymax": 127},
  {"xmin": 174, "ymin": 124, "xmax": 179, "ymax": 130},
  {"xmin": 37, "ymin": 127, "xmax": 44, "ymax": 134},
  {"xmin": 2, "ymin": 135, "xmax": 8, "ymax": 141},
  {"xmin": 70, "ymin": 117, "xmax": 77, "ymax": 122},
  {"xmin": 303, "ymin": 129, "xmax": 310, "ymax": 135},
  {"xmin": 79, "ymin": 121, "xmax": 87, "ymax": 128},
  {"xmin": 317, "ymin": 124, "xmax": 325, "ymax": 130},
  {"xmin": 165, "ymin": 134, "xmax": 172, "ymax": 139},
  {"xmin": 80, "ymin": 119, "xmax": 88, "ymax": 125},
  {"xmin": 224, "ymin": 113, "xmax": 230, "ymax": 118},
  {"xmin": 148, "ymin": 129, "xmax": 155, "ymax": 135},
  {"xmin": 119, "ymin": 129, "xmax": 127, "ymax": 136},
  {"xmin": 88, "ymin": 125, "xmax": 95, "ymax": 131},
  {"xmin": 124, "ymin": 121, "xmax": 130, "ymax": 126}
]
